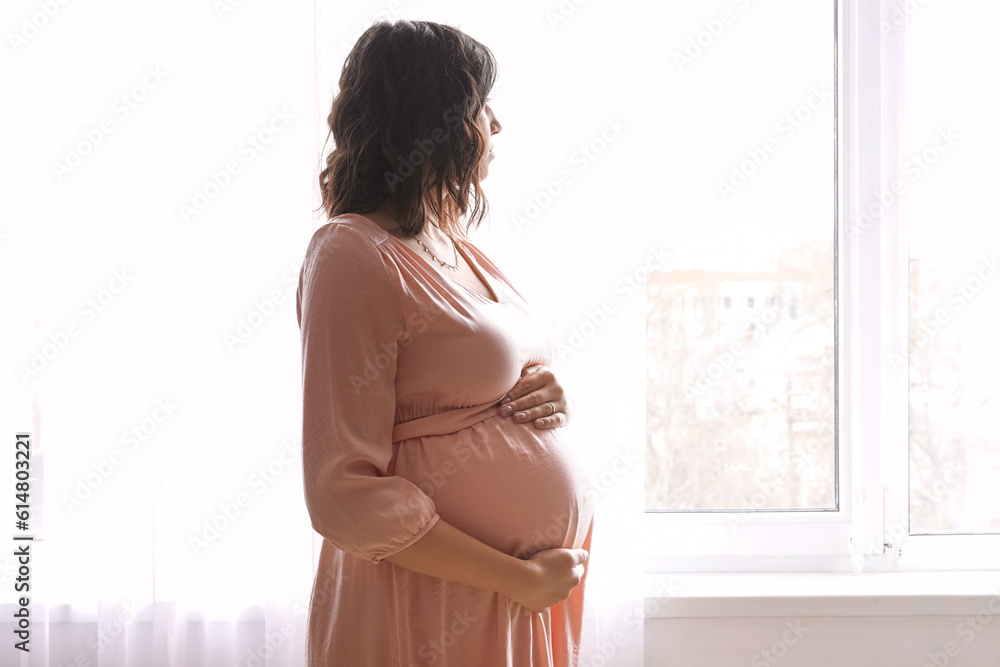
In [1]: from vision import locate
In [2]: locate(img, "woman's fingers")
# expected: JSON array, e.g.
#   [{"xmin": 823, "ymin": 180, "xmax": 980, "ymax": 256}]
[
  {"xmin": 504, "ymin": 396, "xmax": 566, "ymax": 428},
  {"xmin": 512, "ymin": 547, "xmax": 589, "ymax": 612},
  {"xmin": 499, "ymin": 364, "xmax": 570, "ymax": 428}
]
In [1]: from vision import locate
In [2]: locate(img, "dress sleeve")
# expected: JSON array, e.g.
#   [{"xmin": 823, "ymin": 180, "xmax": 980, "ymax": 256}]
[{"xmin": 296, "ymin": 222, "xmax": 439, "ymax": 563}]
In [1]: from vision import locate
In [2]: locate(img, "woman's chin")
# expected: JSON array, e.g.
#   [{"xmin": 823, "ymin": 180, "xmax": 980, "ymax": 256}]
[{"xmin": 479, "ymin": 154, "xmax": 495, "ymax": 178}]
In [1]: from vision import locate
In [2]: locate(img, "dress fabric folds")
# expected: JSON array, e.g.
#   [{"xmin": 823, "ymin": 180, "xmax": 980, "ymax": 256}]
[{"xmin": 297, "ymin": 213, "xmax": 594, "ymax": 666}]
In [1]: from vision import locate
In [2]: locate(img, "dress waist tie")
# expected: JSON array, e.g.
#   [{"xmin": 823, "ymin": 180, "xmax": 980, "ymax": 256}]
[{"xmin": 391, "ymin": 402, "xmax": 504, "ymax": 443}]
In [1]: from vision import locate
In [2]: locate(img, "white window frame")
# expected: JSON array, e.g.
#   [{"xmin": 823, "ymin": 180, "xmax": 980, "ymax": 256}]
[{"xmin": 644, "ymin": 0, "xmax": 1000, "ymax": 574}]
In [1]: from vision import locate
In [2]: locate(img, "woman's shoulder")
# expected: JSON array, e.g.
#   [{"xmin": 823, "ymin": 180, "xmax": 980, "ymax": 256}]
[
  {"xmin": 301, "ymin": 214, "xmax": 398, "ymax": 277},
  {"xmin": 311, "ymin": 213, "xmax": 393, "ymax": 247},
  {"xmin": 306, "ymin": 213, "xmax": 399, "ymax": 260}
]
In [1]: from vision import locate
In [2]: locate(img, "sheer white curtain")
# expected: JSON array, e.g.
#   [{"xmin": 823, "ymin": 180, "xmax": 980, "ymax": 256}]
[
  {"xmin": 3, "ymin": 1, "xmax": 317, "ymax": 664},
  {"xmin": 2, "ymin": 1, "xmax": 646, "ymax": 665}
]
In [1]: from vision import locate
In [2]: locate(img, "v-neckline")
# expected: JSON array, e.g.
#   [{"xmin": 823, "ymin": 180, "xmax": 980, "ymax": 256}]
[{"xmin": 344, "ymin": 213, "xmax": 501, "ymax": 304}]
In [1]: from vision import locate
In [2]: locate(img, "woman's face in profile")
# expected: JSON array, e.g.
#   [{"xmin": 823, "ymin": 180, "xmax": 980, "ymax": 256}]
[{"xmin": 477, "ymin": 102, "xmax": 501, "ymax": 179}]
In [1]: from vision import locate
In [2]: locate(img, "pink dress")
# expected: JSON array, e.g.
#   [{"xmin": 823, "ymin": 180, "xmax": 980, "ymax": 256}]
[{"xmin": 296, "ymin": 213, "xmax": 595, "ymax": 666}]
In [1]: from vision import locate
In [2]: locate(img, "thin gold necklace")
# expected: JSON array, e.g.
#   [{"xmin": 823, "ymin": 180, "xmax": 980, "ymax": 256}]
[{"xmin": 414, "ymin": 229, "xmax": 460, "ymax": 272}]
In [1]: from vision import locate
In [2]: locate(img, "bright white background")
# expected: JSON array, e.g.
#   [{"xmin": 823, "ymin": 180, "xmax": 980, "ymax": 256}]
[
  {"xmin": 3, "ymin": 0, "xmax": 998, "ymax": 665},
  {"xmin": 1, "ymin": 0, "xmax": 649, "ymax": 664}
]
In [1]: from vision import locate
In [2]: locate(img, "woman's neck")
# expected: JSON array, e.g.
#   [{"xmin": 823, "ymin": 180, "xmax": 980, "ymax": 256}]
[{"xmin": 365, "ymin": 203, "xmax": 460, "ymax": 242}]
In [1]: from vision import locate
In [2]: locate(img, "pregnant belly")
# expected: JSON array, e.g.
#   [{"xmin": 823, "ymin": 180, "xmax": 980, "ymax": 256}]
[{"xmin": 392, "ymin": 412, "xmax": 593, "ymax": 558}]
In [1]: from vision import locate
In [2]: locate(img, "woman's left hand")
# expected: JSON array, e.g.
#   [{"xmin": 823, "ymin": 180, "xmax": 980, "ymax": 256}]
[{"xmin": 498, "ymin": 364, "xmax": 574, "ymax": 429}]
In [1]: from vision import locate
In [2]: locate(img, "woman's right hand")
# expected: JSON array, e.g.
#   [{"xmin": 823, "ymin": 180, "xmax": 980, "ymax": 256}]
[{"xmin": 507, "ymin": 547, "xmax": 589, "ymax": 612}]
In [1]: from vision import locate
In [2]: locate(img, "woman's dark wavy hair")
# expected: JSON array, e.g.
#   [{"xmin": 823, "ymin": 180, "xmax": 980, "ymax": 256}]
[{"xmin": 316, "ymin": 20, "xmax": 498, "ymax": 239}]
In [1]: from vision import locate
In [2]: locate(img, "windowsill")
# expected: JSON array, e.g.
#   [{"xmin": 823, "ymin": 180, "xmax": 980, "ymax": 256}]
[{"xmin": 644, "ymin": 572, "xmax": 1000, "ymax": 618}]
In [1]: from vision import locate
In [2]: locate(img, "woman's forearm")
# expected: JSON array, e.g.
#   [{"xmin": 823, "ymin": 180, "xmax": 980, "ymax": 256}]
[{"xmin": 383, "ymin": 518, "xmax": 528, "ymax": 600}]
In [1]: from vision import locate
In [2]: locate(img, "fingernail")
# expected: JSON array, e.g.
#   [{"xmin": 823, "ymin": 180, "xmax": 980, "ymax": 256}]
[
  {"xmin": 499, "ymin": 397, "xmax": 511, "ymax": 405},
  {"xmin": 514, "ymin": 412, "xmax": 525, "ymax": 421},
  {"xmin": 500, "ymin": 405, "xmax": 512, "ymax": 416}
]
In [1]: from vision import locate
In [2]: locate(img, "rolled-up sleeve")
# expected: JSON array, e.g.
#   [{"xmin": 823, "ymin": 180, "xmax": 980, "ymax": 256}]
[{"xmin": 296, "ymin": 222, "xmax": 439, "ymax": 563}]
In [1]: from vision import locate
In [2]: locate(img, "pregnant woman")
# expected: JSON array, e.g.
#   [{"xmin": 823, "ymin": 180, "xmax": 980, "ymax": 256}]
[{"xmin": 297, "ymin": 19, "xmax": 595, "ymax": 666}]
